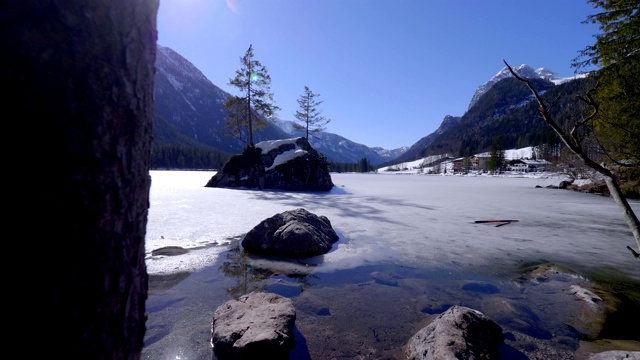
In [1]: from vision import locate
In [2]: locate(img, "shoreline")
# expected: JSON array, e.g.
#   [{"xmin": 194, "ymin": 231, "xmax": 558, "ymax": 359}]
[
  {"xmin": 144, "ymin": 171, "xmax": 640, "ymax": 359},
  {"xmin": 143, "ymin": 247, "xmax": 640, "ymax": 359}
]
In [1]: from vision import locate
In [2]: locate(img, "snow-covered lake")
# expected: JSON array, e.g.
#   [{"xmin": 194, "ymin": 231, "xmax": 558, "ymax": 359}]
[
  {"xmin": 143, "ymin": 170, "xmax": 640, "ymax": 359},
  {"xmin": 146, "ymin": 170, "xmax": 639, "ymax": 281}
]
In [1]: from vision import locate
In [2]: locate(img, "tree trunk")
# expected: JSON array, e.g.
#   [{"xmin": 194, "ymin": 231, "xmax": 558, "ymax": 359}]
[
  {"xmin": 2, "ymin": 1, "xmax": 159, "ymax": 358},
  {"xmin": 504, "ymin": 61, "xmax": 640, "ymax": 260},
  {"xmin": 604, "ymin": 176, "xmax": 640, "ymax": 254}
]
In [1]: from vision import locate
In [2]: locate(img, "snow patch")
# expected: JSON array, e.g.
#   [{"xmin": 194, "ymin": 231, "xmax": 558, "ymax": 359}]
[
  {"xmin": 265, "ymin": 149, "xmax": 307, "ymax": 171},
  {"xmin": 255, "ymin": 137, "xmax": 309, "ymax": 170},
  {"xmin": 569, "ymin": 284, "xmax": 603, "ymax": 309},
  {"xmin": 256, "ymin": 138, "xmax": 301, "ymax": 154}
]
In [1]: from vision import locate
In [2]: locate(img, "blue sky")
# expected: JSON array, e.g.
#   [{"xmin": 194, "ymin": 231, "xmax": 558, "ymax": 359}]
[{"xmin": 157, "ymin": 0, "xmax": 601, "ymax": 150}]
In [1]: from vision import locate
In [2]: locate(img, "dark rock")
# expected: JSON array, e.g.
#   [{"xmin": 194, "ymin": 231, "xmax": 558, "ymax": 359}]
[
  {"xmin": 574, "ymin": 182, "xmax": 611, "ymax": 196},
  {"xmin": 370, "ymin": 271, "xmax": 400, "ymax": 287},
  {"xmin": 211, "ymin": 291, "xmax": 296, "ymax": 359},
  {"xmin": 151, "ymin": 246, "xmax": 189, "ymax": 256},
  {"xmin": 558, "ymin": 180, "xmax": 573, "ymax": 189},
  {"xmin": 405, "ymin": 305, "xmax": 503, "ymax": 360},
  {"xmin": 546, "ymin": 179, "xmax": 573, "ymax": 189},
  {"xmin": 205, "ymin": 137, "xmax": 334, "ymax": 191},
  {"xmin": 242, "ymin": 208, "xmax": 339, "ymax": 258}
]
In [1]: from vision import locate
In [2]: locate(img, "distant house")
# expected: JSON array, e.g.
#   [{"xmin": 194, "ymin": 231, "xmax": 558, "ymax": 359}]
[
  {"xmin": 507, "ymin": 159, "xmax": 528, "ymax": 172},
  {"xmin": 472, "ymin": 153, "xmax": 492, "ymax": 171},
  {"xmin": 452, "ymin": 158, "xmax": 465, "ymax": 173},
  {"xmin": 507, "ymin": 159, "xmax": 550, "ymax": 172}
]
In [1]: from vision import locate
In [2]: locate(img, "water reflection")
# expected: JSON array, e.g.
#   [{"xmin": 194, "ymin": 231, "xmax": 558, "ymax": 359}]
[
  {"xmin": 144, "ymin": 245, "xmax": 640, "ymax": 360},
  {"xmin": 219, "ymin": 242, "xmax": 319, "ymax": 299}
]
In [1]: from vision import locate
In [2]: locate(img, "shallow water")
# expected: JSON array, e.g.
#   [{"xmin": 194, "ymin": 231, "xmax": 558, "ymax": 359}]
[
  {"xmin": 143, "ymin": 242, "xmax": 640, "ymax": 360},
  {"xmin": 142, "ymin": 171, "xmax": 640, "ymax": 359}
]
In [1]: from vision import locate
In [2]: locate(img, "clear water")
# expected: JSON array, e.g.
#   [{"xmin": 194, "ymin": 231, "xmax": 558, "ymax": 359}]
[{"xmin": 142, "ymin": 171, "xmax": 640, "ymax": 359}]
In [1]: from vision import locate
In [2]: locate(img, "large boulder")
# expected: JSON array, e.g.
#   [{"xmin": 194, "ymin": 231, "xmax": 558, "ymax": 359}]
[
  {"xmin": 406, "ymin": 305, "xmax": 503, "ymax": 360},
  {"xmin": 205, "ymin": 137, "xmax": 334, "ymax": 191},
  {"xmin": 242, "ymin": 208, "xmax": 339, "ymax": 258},
  {"xmin": 211, "ymin": 291, "xmax": 296, "ymax": 359}
]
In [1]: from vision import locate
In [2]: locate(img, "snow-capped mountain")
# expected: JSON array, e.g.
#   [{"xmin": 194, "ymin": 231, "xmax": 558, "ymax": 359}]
[
  {"xmin": 270, "ymin": 118, "xmax": 407, "ymax": 164},
  {"xmin": 154, "ymin": 45, "xmax": 403, "ymax": 164},
  {"xmin": 467, "ymin": 64, "xmax": 575, "ymax": 110},
  {"xmin": 370, "ymin": 146, "xmax": 410, "ymax": 160},
  {"xmin": 395, "ymin": 63, "xmax": 595, "ymax": 164},
  {"xmin": 154, "ymin": 44, "xmax": 591, "ymax": 168}
]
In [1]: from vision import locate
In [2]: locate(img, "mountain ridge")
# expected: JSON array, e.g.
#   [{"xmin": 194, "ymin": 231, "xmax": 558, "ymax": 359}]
[
  {"xmin": 154, "ymin": 45, "xmax": 407, "ymax": 165},
  {"xmin": 468, "ymin": 64, "xmax": 578, "ymax": 110},
  {"xmin": 153, "ymin": 44, "xmax": 589, "ymax": 168}
]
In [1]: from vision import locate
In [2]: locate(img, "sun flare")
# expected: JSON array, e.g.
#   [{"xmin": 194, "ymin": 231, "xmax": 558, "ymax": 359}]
[{"xmin": 226, "ymin": 0, "xmax": 240, "ymax": 14}]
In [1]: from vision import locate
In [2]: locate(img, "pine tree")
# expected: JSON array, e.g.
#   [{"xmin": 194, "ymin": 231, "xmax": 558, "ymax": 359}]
[
  {"xmin": 573, "ymin": 0, "xmax": 640, "ymax": 165},
  {"xmin": 359, "ymin": 157, "xmax": 372, "ymax": 173},
  {"xmin": 463, "ymin": 157, "xmax": 472, "ymax": 173},
  {"xmin": 573, "ymin": 0, "xmax": 639, "ymax": 70},
  {"xmin": 294, "ymin": 86, "xmax": 330, "ymax": 140},
  {"xmin": 488, "ymin": 136, "xmax": 505, "ymax": 172},
  {"xmin": 505, "ymin": 0, "xmax": 640, "ymax": 258},
  {"xmin": 223, "ymin": 44, "xmax": 279, "ymax": 147}
]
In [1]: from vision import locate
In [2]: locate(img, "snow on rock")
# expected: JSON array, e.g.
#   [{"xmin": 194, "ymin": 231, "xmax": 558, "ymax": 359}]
[
  {"xmin": 256, "ymin": 138, "xmax": 300, "ymax": 154},
  {"xmin": 570, "ymin": 284, "xmax": 603, "ymax": 308},
  {"xmin": 266, "ymin": 149, "xmax": 307, "ymax": 171},
  {"xmin": 205, "ymin": 137, "xmax": 333, "ymax": 191}
]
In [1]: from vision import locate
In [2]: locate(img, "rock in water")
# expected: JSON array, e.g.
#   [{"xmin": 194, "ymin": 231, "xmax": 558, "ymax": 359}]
[
  {"xmin": 242, "ymin": 208, "xmax": 339, "ymax": 258},
  {"xmin": 205, "ymin": 137, "xmax": 333, "ymax": 191},
  {"xmin": 406, "ymin": 305, "xmax": 503, "ymax": 360},
  {"xmin": 211, "ymin": 291, "xmax": 296, "ymax": 359}
]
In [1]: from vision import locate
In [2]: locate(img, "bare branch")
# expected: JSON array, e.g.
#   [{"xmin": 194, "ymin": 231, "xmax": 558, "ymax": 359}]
[{"xmin": 503, "ymin": 59, "xmax": 640, "ymax": 259}]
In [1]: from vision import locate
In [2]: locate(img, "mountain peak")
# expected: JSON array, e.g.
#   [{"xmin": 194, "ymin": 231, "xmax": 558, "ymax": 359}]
[{"xmin": 467, "ymin": 64, "xmax": 568, "ymax": 110}]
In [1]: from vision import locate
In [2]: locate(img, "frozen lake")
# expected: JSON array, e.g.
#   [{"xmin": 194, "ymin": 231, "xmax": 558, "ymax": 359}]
[
  {"xmin": 143, "ymin": 170, "xmax": 640, "ymax": 359},
  {"xmin": 146, "ymin": 170, "xmax": 639, "ymax": 281}
]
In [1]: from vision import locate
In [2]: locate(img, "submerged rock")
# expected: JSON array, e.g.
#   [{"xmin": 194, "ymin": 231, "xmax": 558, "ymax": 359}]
[
  {"xmin": 371, "ymin": 271, "xmax": 400, "ymax": 287},
  {"xmin": 513, "ymin": 262, "xmax": 620, "ymax": 341}
]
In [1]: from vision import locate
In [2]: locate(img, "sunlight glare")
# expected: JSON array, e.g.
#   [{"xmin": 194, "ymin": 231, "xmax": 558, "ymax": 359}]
[{"xmin": 226, "ymin": 0, "xmax": 240, "ymax": 14}]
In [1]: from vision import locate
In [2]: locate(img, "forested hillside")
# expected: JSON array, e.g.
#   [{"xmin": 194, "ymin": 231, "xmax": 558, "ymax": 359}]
[{"xmin": 413, "ymin": 76, "xmax": 596, "ymax": 160}]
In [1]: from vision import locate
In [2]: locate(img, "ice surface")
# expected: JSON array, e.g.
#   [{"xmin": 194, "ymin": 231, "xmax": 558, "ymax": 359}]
[{"xmin": 145, "ymin": 170, "xmax": 640, "ymax": 281}]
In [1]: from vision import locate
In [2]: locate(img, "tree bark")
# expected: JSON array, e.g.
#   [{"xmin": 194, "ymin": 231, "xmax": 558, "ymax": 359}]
[
  {"xmin": 2, "ymin": 1, "xmax": 159, "ymax": 358},
  {"xmin": 504, "ymin": 61, "xmax": 640, "ymax": 260}
]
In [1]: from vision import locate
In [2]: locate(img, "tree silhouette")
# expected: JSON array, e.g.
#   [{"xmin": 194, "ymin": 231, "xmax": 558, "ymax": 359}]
[
  {"xmin": 294, "ymin": 85, "xmax": 330, "ymax": 141},
  {"xmin": 224, "ymin": 44, "xmax": 279, "ymax": 147}
]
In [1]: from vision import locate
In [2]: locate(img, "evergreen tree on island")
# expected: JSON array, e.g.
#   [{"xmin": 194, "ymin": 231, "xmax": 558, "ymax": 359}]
[
  {"xmin": 293, "ymin": 85, "xmax": 330, "ymax": 141},
  {"xmin": 223, "ymin": 44, "xmax": 279, "ymax": 147}
]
